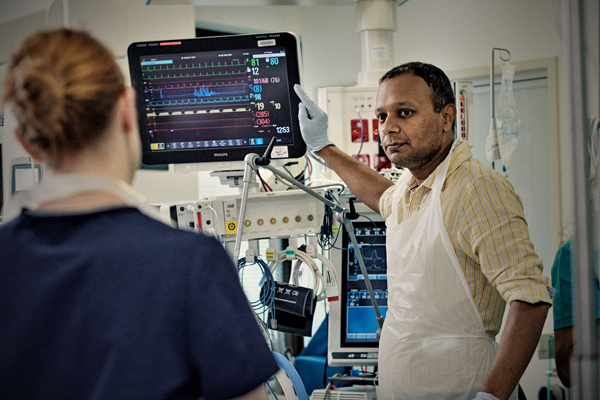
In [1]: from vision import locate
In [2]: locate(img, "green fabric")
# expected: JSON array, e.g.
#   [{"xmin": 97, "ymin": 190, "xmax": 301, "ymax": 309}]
[{"xmin": 551, "ymin": 237, "xmax": 600, "ymax": 330}]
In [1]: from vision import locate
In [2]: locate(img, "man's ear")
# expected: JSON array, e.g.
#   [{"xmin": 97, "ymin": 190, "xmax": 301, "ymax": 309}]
[
  {"xmin": 441, "ymin": 103, "xmax": 457, "ymax": 132},
  {"xmin": 15, "ymin": 128, "xmax": 45, "ymax": 162}
]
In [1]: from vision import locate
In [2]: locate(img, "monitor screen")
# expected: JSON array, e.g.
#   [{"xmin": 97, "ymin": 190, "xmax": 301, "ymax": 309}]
[
  {"xmin": 11, "ymin": 162, "xmax": 42, "ymax": 194},
  {"xmin": 328, "ymin": 220, "xmax": 388, "ymax": 367},
  {"xmin": 127, "ymin": 32, "xmax": 305, "ymax": 169}
]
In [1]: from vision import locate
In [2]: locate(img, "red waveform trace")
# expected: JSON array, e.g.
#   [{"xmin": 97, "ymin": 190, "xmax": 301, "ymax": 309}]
[
  {"xmin": 148, "ymin": 124, "xmax": 255, "ymax": 133},
  {"xmin": 148, "ymin": 117, "xmax": 252, "ymax": 125}
]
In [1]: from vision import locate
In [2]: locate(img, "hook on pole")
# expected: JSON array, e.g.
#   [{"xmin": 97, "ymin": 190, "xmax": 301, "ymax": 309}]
[{"xmin": 493, "ymin": 47, "xmax": 511, "ymax": 62}]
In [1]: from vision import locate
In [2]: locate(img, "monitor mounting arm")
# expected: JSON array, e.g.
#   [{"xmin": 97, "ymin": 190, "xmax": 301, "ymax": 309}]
[{"xmin": 232, "ymin": 138, "xmax": 384, "ymax": 337}]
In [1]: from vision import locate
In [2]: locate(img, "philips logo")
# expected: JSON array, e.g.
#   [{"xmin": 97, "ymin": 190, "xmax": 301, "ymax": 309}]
[{"xmin": 214, "ymin": 153, "xmax": 228, "ymax": 157}]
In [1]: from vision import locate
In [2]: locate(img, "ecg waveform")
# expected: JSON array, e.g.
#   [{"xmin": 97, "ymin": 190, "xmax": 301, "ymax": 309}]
[
  {"xmin": 143, "ymin": 68, "xmax": 255, "ymax": 141},
  {"xmin": 351, "ymin": 246, "xmax": 386, "ymax": 272},
  {"xmin": 142, "ymin": 58, "xmax": 248, "ymax": 72},
  {"xmin": 363, "ymin": 249, "xmax": 384, "ymax": 261},
  {"xmin": 142, "ymin": 55, "xmax": 252, "ymax": 110},
  {"xmin": 348, "ymin": 223, "xmax": 387, "ymax": 278},
  {"xmin": 142, "ymin": 59, "xmax": 249, "ymax": 81},
  {"xmin": 144, "ymin": 76, "xmax": 251, "ymax": 115},
  {"xmin": 139, "ymin": 50, "xmax": 292, "ymax": 148}
]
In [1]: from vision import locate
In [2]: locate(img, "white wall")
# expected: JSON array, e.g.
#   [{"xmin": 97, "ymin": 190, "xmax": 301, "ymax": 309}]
[
  {"xmin": 195, "ymin": 6, "xmax": 361, "ymax": 100},
  {"xmin": 0, "ymin": 0, "xmax": 200, "ymax": 208}
]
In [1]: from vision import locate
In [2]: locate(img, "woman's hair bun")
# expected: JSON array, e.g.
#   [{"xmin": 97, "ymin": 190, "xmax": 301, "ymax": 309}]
[
  {"xmin": 2, "ymin": 28, "xmax": 126, "ymax": 160},
  {"xmin": 13, "ymin": 58, "xmax": 66, "ymax": 145}
]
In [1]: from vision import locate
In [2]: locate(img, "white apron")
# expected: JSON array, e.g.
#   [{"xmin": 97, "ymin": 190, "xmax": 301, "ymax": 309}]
[
  {"xmin": 3, "ymin": 172, "xmax": 163, "ymax": 223},
  {"xmin": 377, "ymin": 144, "xmax": 517, "ymax": 400}
]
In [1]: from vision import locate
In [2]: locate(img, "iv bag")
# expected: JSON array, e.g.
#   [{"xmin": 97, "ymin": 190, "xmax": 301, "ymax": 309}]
[{"xmin": 496, "ymin": 62, "xmax": 520, "ymax": 174}]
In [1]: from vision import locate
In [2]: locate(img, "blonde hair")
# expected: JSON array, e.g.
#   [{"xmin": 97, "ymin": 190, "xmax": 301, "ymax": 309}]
[{"xmin": 2, "ymin": 29, "xmax": 125, "ymax": 162}]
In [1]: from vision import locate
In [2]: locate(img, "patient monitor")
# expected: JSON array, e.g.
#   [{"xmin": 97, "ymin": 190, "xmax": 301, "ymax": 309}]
[{"xmin": 127, "ymin": 32, "xmax": 305, "ymax": 172}]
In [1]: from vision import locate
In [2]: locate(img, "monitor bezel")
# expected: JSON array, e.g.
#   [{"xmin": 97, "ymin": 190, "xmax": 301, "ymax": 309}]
[
  {"xmin": 328, "ymin": 217, "xmax": 387, "ymax": 367},
  {"xmin": 127, "ymin": 32, "xmax": 305, "ymax": 166},
  {"xmin": 11, "ymin": 160, "xmax": 43, "ymax": 194}
]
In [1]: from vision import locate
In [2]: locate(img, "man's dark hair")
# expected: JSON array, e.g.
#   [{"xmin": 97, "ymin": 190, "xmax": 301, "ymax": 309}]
[{"xmin": 379, "ymin": 62, "xmax": 455, "ymax": 113}]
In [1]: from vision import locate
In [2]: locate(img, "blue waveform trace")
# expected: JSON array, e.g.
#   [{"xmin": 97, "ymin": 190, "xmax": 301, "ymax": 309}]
[
  {"xmin": 152, "ymin": 84, "xmax": 248, "ymax": 100},
  {"xmin": 149, "ymin": 95, "xmax": 250, "ymax": 107},
  {"xmin": 195, "ymin": 87, "xmax": 216, "ymax": 97}
]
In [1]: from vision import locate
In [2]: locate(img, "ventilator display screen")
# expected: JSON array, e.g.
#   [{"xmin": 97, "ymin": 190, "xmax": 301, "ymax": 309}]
[
  {"xmin": 327, "ymin": 218, "xmax": 388, "ymax": 367},
  {"xmin": 341, "ymin": 222, "xmax": 388, "ymax": 347}
]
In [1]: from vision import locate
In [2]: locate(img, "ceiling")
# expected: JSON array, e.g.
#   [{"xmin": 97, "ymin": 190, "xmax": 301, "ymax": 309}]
[{"xmin": 148, "ymin": 0, "xmax": 362, "ymax": 6}]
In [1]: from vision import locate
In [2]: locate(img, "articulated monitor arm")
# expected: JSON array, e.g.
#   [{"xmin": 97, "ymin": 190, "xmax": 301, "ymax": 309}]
[{"xmin": 233, "ymin": 144, "xmax": 384, "ymax": 338}]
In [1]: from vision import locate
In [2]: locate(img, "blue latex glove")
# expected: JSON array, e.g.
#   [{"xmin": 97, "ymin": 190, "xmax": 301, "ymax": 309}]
[
  {"xmin": 471, "ymin": 392, "xmax": 499, "ymax": 400},
  {"xmin": 293, "ymin": 84, "xmax": 332, "ymax": 152}
]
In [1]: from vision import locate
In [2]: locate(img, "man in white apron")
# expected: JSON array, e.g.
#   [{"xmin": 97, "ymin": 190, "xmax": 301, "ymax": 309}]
[{"xmin": 294, "ymin": 62, "xmax": 552, "ymax": 400}]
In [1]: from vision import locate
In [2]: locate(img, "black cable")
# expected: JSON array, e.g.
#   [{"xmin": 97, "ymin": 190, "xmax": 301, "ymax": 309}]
[
  {"xmin": 356, "ymin": 214, "xmax": 383, "ymax": 248},
  {"xmin": 321, "ymin": 359, "xmax": 328, "ymax": 388},
  {"xmin": 281, "ymin": 165, "xmax": 295, "ymax": 179},
  {"xmin": 322, "ymin": 374, "xmax": 342, "ymax": 399},
  {"xmin": 293, "ymin": 168, "xmax": 305, "ymax": 182},
  {"xmin": 328, "ymin": 213, "xmax": 381, "ymax": 251},
  {"xmin": 376, "ymin": 158, "xmax": 391, "ymax": 171},
  {"xmin": 318, "ymin": 191, "xmax": 336, "ymax": 250}
]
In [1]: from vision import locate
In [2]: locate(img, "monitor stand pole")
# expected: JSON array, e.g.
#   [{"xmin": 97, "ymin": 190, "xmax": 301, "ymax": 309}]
[{"xmin": 233, "ymin": 138, "xmax": 384, "ymax": 338}]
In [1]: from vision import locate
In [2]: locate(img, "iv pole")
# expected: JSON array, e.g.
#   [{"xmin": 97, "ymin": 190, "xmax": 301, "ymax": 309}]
[
  {"xmin": 563, "ymin": 0, "xmax": 599, "ymax": 398},
  {"xmin": 232, "ymin": 138, "xmax": 385, "ymax": 336},
  {"xmin": 489, "ymin": 47, "xmax": 511, "ymax": 171}
]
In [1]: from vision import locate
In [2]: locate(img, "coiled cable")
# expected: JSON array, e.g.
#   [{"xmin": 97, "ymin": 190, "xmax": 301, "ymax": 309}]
[{"xmin": 237, "ymin": 256, "xmax": 276, "ymax": 320}]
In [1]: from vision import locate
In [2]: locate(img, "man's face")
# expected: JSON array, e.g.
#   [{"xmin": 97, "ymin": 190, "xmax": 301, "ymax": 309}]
[{"xmin": 375, "ymin": 73, "xmax": 448, "ymax": 170}]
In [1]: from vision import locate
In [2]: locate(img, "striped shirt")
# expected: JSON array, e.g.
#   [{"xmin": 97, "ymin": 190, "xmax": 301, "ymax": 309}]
[{"xmin": 379, "ymin": 140, "xmax": 552, "ymax": 338}]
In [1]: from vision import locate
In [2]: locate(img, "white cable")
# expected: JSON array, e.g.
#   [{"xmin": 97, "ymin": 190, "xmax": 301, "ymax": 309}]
[
  {"xmin": 45, "ymin": 0, "xmax": 53, "ymax": 27},
  {"xmin": 267, "ymin": 247, "xmax": 339, "ymax": 302},
  {"xmin": 314, "ymin": 269, "xmax": 326, "ymax": 301},
  {"xmin": 269, "ymin": 252, "xmax": 319, "ymax": 295},
  {"xmin": 206, "ymin": 205, "xmax": 222, "ymax": 242},
  {"xmin": 290, "ymin": 259, "xmax": 326, "ymax": 297},
  {"xmin": 315, "ymin": 252, "xmax": 339, "ymax": 287},
  {"xmin": 269, "ymin": 250, "xmax": 325, "ymax": 300},
  {"xmin": 290, "ymin": 259, "xmax": 303, "ymax": 286},
  {"xmin": 315, "ymin": 252, "xmax": 339, "ymax": 302},
  {"xmin": 206, "ymin": 205, "xmax": 220, "ymax": 225},
  {"xmin": 274, "ymin": 368, "xmax": 298, "ymax": 400},
  {"xmin": 294, "ymin": 250, "xmax": 324, "ymax": 299}
]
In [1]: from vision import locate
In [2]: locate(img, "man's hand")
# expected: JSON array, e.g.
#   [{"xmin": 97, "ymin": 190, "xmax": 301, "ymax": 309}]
[
  {"xmin": 471, "ymin": 392, "xmax": 500, "ymax": 400},
  {"xmin": 294, "ymin": 84, "xmax": 332, "ymax": 152},
  {"xmin": 293, "ymin": 84, "xmax": 393, "ymax": 212}
]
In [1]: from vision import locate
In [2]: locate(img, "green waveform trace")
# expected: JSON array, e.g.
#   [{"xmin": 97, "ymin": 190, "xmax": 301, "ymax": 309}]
[
  {"xmin": 142, "ymin": 59, "xmax": 249, "ymax": 73},
  {"xmin": 143, "ymin": 70, "xmax": 247, "ymax": 81}
]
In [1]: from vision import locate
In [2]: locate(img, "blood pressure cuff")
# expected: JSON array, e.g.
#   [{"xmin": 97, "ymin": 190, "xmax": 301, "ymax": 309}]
[{"xmin": 264, "ymin": 282, "xmax": 316, "ymax": 336}]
